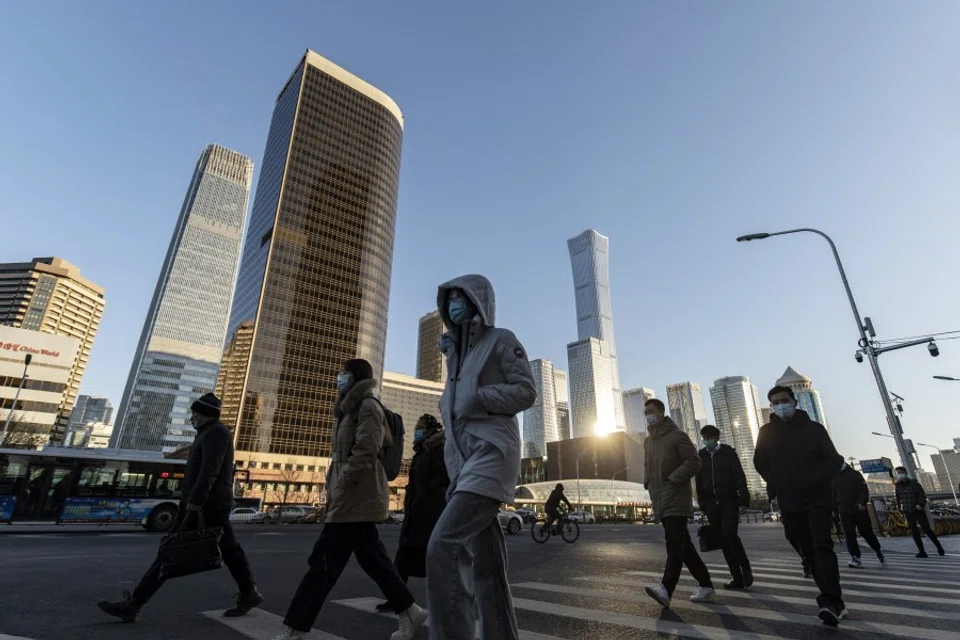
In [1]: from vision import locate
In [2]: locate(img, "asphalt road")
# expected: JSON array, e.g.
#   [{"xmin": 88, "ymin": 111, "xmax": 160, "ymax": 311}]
[{"xmin": 1, "ymin": 522, "xmax": 958, "ymax": 640}]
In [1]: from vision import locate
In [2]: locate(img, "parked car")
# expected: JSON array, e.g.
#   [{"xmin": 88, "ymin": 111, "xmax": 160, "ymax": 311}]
[
  {"xmin": 513, "ymin": 508, "xmax": 537, "ymax": 524},
  {"xmin": 256, "ymin": 505, "xmax": 313, "ymax": 524},
  {"xmin": 497, "ymin": 510, "xmax": 523, "ymax": 535},
  {"xmin": 229, "ymin": 507, "xmax": 259, "ymax": 523},
  {"xmin": 567, "ymin": 510, "xmax": 596, "ymax": 524},
  {"xmin": 386, "ymin": 511, "xmax": 405, "ymax": 525}
]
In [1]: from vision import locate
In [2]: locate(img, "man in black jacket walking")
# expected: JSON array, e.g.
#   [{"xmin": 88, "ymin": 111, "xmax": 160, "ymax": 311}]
[
  {"xmin": 754, "ymin": 386, "xmax": 845, "ymax": 627},
  {"xmin": 98, "ymin": 393, "xmax": 262, "ymax": 622},
  {"xmin": 695, "ymin": 425, "xmax": 753, "ymax": 589},
  {"xmin": 833, "ymin": 463, "xmax": 884, "ymax": 568},
  {"xmin": 894, "ymin": 466, "xmax": 945, "ymax": 558}
]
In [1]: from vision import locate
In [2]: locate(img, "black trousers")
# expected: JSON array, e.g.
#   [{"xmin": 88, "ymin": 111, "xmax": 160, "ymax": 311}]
[
  {"xmin": 660, "ymin": 516, "xmax": 712, "ymax": 596},
  {"xmin": 780, "ymin": 510, "xmax": 843, "ymax": 610},
  {"xmin": 703, "ymin": 501, "xmax": 751, "ymax": 582},
  {"xmin": 284, "ymin": 522, "xmax": 415, "ymax": 632},
  {"xmin": 906, "ymin": 510, "xmax": 943, "ymax": 553},
  {"xmin": 839, "ymin": 510, "xmax": 881, "ymax": 558},
  {"xmin": 132, "ymin": 508, "xmax": 255, "ymax": 604}
]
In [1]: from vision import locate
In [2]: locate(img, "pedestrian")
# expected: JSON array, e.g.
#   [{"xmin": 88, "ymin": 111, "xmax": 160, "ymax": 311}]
[
  {"xmin": 754, "ymin": 385, "xmax": 846, "ymax": 627},
  {"xmin": 426, "ymin": 274, "xmax": 537, "ymax": 640},
  {"xmin": 375, "ymin": 414, "xmax": 449, "ymax": 612},
  {"xmin": 833, "ymin": 463, "xmax": 885, "ymax": 568},
  {"xmin": 694, "ymin": 424, "xmax": 753, "ymax": 589},
  {"xmin": 894, "ymin": 466, "xmax": 945, "ymax": 558},
  {"xmin": 643, "ymin": 398, "xmax": 715, "ymax": 608},
  {"xmin": 97, "ymin": 393, "xmax": 262, "ymax": 622},
  {"xmin": 271, "ymin": 360, "xmax": 427, "ymax": 640}
]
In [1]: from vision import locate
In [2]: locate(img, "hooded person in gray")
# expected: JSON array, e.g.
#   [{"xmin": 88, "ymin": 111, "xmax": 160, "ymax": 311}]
[{"xmin": 426, "ymin": 274, "xmax": 536, "ymax": 640}]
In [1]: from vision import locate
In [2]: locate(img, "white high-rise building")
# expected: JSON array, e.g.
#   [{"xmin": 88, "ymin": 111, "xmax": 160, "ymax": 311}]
[
  {"xmin": 553, "ymin": 368, "xmax": 571, "ymax": 441},
  {"xmin": 567, "ymin": 229, "xmax": 625, "ymax": 431},
  {"xmin": 776, "ymin": 366, "xmax": 829, "ymax": 429},
  {"xmin": 710, "ymin": 376, "xmax": 765, "ymax": 494},
  {"xmin": 567, "ymin": 338, "xmax": 617, "ymax": 438},
  {"xmin": 667, "ymin": 382, "xmax": 710, "ymax": 449},
  {"xmin": 623, "ymin": 388, "xmax": 656, "ymax": 434},
  {"xmin": 522, "ymin": 359, "xmax": 560, "ymax": 458}
]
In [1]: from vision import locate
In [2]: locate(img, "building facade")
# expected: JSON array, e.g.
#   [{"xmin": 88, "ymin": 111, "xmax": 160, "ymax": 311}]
[
  {"xmin": 710, "ymin": 376, "xmax": 765, "ymax": 494},
  {"xmin": 930, "ymin": 441, "xmax": 960, "ymax": 495},
  {"xmin": 667, "ymin": 382, "xmax": 710, "ymax": 449},
  {"xmin": 0, "ymin": 258, "xmax": 105, "ymax": 441},
  {"xmin": 67, "ymin": 421, "xmax": 113, "ymax": 448},
  {"xmin": 380, "ymin": 371, "xmax": 444, "ymax": 461},
  {"xmin": 0, "ymin": 326, "xmax": 80, "ymax": 447},
  {"xmin": 545, "ymin": 431, "xmax": 646, "ymax": 486},
  {"xmin": 567, "ymin": 230, "xmax": 625, "ymax": 431},
  {"xmin": 776, "ymin": 366, "xmax": 828, "ymax": 429},
  {"xmin": 622, "ymin": 388, "xmax": 656, "ymax": 434},
  {"xmin": 113, "ymin": 144, "xmax": 253, "ymax": 453},
  {"xmin": 554, "ymin": 368, "xmax": 570, "ymax": 441},
  {"xmin": 567, "ymin": 337, "xmax": 616, "ymax": 438},
  {"xmin": 219, "ymin": 50, "xmax": 404, "ymax": 477},
  {"xmin": 416, "ymin": 310, "xmax": 447, "ymax": 383},
  {"xmin": 68, "ymin": 395, "xmax": 113, "ymax": 429},
  {"xmin": 521, "ymin": 359, "xmax": 560, "ymax": 458}
]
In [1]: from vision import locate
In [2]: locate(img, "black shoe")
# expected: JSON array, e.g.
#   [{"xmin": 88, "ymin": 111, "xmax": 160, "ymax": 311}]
[
  {"xmin": 742, "ymin": 566, "xmax": 754, "ymax": 588},
  {"xmin": 936, "ymin": 546, "xmax": 946, "ymax": 556},
  {"xmin": 818, "ymin": 606, "xmax": 841, "ymax": 627},
  {"xmin": 917, "ymin": 551, "xmax": 929, "ymax": 558},
  {"xmin": 375, "ymin": 600, "xmax": 393, "ymax": 613},
  {"xmin": 97, "ymin": 590, "xmax": 140, "ymax": 623},
  {"xmin": 724, "ymin": 580, "xmax": 746, "ymax": 590},
  {"xmin": 224, "ymin": 586, "xmax": 263, "ymax": 617},
  {"xmin": 803, "ymin": 568, "xmax": 813, "ymax": 579}
]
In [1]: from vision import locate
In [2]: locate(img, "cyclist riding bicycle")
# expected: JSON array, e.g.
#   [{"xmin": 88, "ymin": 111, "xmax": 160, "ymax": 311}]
[{"xmin": 544, "ymin": 483, "xmax": 572, "ymax": 527}]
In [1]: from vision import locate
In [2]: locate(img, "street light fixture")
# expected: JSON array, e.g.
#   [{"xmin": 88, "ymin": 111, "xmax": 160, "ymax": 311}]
[
  {"xmin": 1, "ymin": 353, "xmax": 33, "ymax": 446},
  {"xmin": 933, "ymin": 376, "xmax": 960, "ymax": 382},
  {"xmin": 738, "ymin": 228, "xmax": 934, "ymax": 481},
  {"xmin": 916, "ymin": 442, "xmax": 959, "ymax": 507},
  {"xmin": 612, "ymin": 466, "xmax": 630, "ymax": 481}
]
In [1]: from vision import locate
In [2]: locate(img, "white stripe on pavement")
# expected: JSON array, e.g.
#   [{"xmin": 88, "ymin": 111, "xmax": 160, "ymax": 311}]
[
  {"xmin": 514, "ymin": 582, "xmax": 960, "ymax": 640},
  {"xmin": 202, "ymin": 609, "xmax": 348, "ymax": 640},
  {"xmin": 702, "ymin": 564, "xmax": 960, "ymax": 595},
  {"xmin": 0, "ymin": 635, "xmax": 39, "ymax": 640},
  {"xmin": 742, "ymin": 561, "xmax": 960, "ymax": 586},
  {"xmin": 619, "ymin": 570, "xmax": 958, "ymax": 606}
]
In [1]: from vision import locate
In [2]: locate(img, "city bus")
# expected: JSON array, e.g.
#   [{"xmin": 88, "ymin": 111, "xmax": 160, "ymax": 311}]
[{"xmin": 0, "ymin": 446, "xmax": 189, "ymax": 531}]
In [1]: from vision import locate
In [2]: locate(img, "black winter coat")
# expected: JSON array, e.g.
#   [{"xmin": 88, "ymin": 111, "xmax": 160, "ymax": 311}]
[
  {"xmin": 399, "ymin": 432, "xmax": 449, "ymax": 551},
  {"xmin": 895, "ymin": 478, "xmax": 927, "ymax": 512},
  {"xmin": 754, "ymin": 410, "xmax": 843, "ymax": 513},
  {"xmin": 695, "ymin": 444, "xmax": 749, "ymax": 507},
  {"xmin": 833, "ymin": 467, "xmax": 870, "ymax": 514},
  {"xmin": 181, "ymin": 420, "xmax": 235, "ymax": 512}
]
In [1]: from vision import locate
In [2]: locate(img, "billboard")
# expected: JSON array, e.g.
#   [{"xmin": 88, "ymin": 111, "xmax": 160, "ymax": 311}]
[
  {"xmin": 0, "ymin": 325, "xmax": 80, "ymax": 370},
  {"xmin": 0, "ymin": 496, "xmax": 15, "ymax": 522},
  {"xmin": 58, "ymin": 497, "xmax": 160, "ymax": 523}
]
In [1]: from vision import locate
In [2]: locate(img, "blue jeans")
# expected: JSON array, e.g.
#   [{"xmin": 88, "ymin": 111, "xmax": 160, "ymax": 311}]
[{"xmin": 426, "ymin": 492, "xmax": 519, "ymax": 640}]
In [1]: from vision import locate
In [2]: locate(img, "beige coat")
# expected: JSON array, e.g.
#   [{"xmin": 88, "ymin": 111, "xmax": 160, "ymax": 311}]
[
  {"xmin": 644, "ymin": 417, "xmax": 701, "ymax": 519},
  {"xmin": 325, "ymin": 378, "xmax": 390, "ymax": 523}
]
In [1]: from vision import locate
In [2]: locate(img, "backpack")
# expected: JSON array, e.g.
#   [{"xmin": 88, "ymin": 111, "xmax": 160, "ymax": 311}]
[{"xmin": 366, "ymin": 398, "xmax": 405, "ymax": 481}]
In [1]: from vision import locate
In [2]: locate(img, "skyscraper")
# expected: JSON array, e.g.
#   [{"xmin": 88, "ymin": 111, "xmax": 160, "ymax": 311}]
[
  {"xmin": 623, "ymin": 387, "xmax": 657, "ymax": 434},
  {"xmin": 380, "ymin": 372, "xmax": 444, "ymax": 461},
  {"xmin": 567, "ymin": 230, "xmax": 625, "ymax": 430},
  {"xmin": 710, "ymin": 376, "xmax": 765, "ymax": 494},
  {"xmin": 416, "ymin": 310, "xmax": 446, "ymax": 383},
  {"xmin": 69, "ymin": 395, "xmax": 114, "ymax": 428},
  {"xmin": 114, "ymin": 145, "xmax": 253, "ymax": 453},
  {"xmin": 567, "ymin": 338, "xmax": 616, "ymax": 438},
  {"xmin": 553, "ymin": 368, "xmax": 570, "ymax": 441},
  {"xmin": 776, "ymin": 366, "xmax": 828, "ymax": 429},
  {"xmin": 667, "ymin": 382, "xmax": 710, "ymax": 449},
  {"xmin": 0, "ymin": 257, "xmax": 105, "ymax": 442},
  {"xmin": 522, "ymin": 359, "xmax": 560, "ymax": 457},
  {"xmin": 220, "ymin": 50, "xmax": 403, "ymax": 470}
]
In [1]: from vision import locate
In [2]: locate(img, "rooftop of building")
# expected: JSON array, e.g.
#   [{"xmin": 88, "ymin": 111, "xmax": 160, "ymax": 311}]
[
  {"xmin": 0, "ymin": 257, "xmax": 105, "ymax": 296},
  {"xmin": 303, "ymin": 49, "xmax": 403, "ymax": 129},
  {"xmin": 777, "ymin": 366, "xmax": 812, "ymax": 385},
  {"xmin": 382, "ymin": 371, "xmax": 445, "ymax": 390}
]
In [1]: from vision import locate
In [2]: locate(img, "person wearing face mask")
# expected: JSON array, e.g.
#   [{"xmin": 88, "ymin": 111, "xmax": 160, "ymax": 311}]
[
  {"xmin": 376, "ymin": 414, "xmax": 449, "ymax": 613},
  {"xmin": 273, "ymin": 360, "xmax": 427, "ymax": 640},
  {"xmin": 427, "ymin": 275, "xmax": 537, "ymax": 640},
  {"xmin": 894, "ymin": 466, "xmax": 945, "ymax": 558},
  {"xmin": 754, "ymin": 385, "xmax": 846, "ymax": 627},
  {"xmin": 694, "ymin": 425, "xmax": 753, "ymax": 589},
  {"xmin": 643, "ymin": 398, "xmax": 715, "ymax": 608},
  {"xmin": 98, "ymin": 393, "xmax": 263, "ymax": 623}
]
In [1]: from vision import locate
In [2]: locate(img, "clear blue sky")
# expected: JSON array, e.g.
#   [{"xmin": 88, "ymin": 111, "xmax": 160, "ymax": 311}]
[{"xmin": 2, "ymin": 2, "xmax": 958, "ymax": 471}]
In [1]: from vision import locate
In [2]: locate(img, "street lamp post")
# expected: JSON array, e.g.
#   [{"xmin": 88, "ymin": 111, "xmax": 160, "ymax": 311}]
[
  {"xmin": 1, "ymin": 353, "xmax": 33, "ymax": 446},
  {"xmin": 933, "ymin": 376, "xmax": 960, "ymax": 382},
  {"xmin": 916, "ymin": 441, "xmax": 959, "ymax": 507},
  {"xmin": 612, "ymin": 466, "xmax": 629, "ymax": 481},
  {"xmin": 738, "ymin": 229, "xmax": 927, "ymax": 481}
]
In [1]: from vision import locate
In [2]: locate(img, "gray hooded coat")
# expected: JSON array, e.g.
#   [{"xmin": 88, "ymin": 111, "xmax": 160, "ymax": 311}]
[{"xmin": 437, "ymin": 274, "xmax": 537, "ymax": 504}]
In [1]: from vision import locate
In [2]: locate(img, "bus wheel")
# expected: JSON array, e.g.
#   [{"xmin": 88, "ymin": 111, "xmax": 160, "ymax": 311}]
[{"xmin": 147, "ymin": 505, "xmax": 178, "ymax": 532}]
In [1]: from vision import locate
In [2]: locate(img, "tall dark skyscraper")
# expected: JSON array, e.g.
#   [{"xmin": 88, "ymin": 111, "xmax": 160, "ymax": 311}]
[
  {"xmin": 221, "ymin": 50, "xmax": 403, "ymax": 469},
  {"xmin": 416, "ymin": 310, "xmax": 446, "ymax": 383}
]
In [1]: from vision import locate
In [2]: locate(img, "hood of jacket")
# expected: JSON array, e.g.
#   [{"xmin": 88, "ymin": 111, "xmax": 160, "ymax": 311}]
[
  {"xmin": 437, "ymin": 274, "xmax": 496, "ymax": 333},
  {"xmin": 648, "ymin": 416, "xmax": 681, "ymax": 439},
  {"xmin": 418, "ymin": 429, "xmax": 445, "ymax": 452},
  {"xmin": 335, "ymin": 378, "xmax": 379, "ymax": 417}
]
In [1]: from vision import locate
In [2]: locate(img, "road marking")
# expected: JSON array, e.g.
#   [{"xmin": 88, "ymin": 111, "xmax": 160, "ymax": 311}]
[
  {"xmin": 202, "ymin": 609, "xmax": 349, "ymax": 640},
  {"xmin": 332, "ymin": 597, "xmax": 564, "ymax": 639},
  {"xmin": 743, "ymin": 561, "xmax": 960, "ymax": 586},
  {"xmin": 702, "ymin": 564, "xmax": 960, "ymax": 595},
  {"xmin": 0, "ymin": 634, "xmax": 39, "ymax": 640},
  {"xmin": 618, "ymin": 570, "xmax": 959, "ymax": 606},
  {"xmin": 515, "ymin": 582, "xmax": 960, "ymax": 640}
]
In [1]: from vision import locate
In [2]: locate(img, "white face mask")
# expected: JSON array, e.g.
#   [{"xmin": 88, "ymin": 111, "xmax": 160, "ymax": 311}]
[
  {"xmin": 772, "ymin": 403, "xmax": 796, "ymax": 420},
  {"xmin": 645, "ymin": 414, "xmax": 658, "ymax": 426}
]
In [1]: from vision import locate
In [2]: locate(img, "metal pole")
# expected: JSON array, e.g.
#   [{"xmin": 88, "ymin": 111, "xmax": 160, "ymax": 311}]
[
  {"xmin": 576, "ymin": 457, "xmax": 581, "ymax": 511},
  {"xmin": 1, "ymin": 356, "xmax": 31, "ymax": 445}
]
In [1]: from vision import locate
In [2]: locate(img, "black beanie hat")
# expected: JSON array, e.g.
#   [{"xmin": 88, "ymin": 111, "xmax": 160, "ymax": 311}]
[
  {"xmin": 191, "ymin": 392, "xmax": 222, "ymax": 418},
  {"xmin": 343, "ymin": 359, "xmax": 373, "ymax": 382}
]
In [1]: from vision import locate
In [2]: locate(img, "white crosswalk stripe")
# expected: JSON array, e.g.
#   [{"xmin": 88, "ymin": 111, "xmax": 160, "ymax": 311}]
[
  {"xmin": 703, "ymin": 563, "xmax": 960, "ymax": 593},
  {"xmin": 0, "ymin": 634, "xmax": 39, "ymax": 640},
  {"xmin": 742, "ymin": 561, "xmax": 960, "ymax": 587},
  {"xmin": 202, "ymin": 608, "xmax": 349, "ymax": 639}
]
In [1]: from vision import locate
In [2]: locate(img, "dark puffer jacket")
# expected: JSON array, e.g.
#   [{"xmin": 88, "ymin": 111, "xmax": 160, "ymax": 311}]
[
  {"xmin": 696, "ymin": 444, "xmax": 749, "ymax": 507},
  {"xmin": 895, "ymin": 477, "xmax": 927, "ymax": 512},
  {"xmin": 833, "ymin": 466, "xmax": 870, "ymax": 514},
  {"xmin": 644, "ymin": 417, "xmax": 701, "ymax": 519},
  {"xmin": 182, "ymin": 420, "xmax": 235, "ymax": 512}
]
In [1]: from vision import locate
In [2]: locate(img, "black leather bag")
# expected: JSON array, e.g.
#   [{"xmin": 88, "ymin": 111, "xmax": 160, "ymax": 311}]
[
  {"xmin": 697, "ymin": 522, "xmax": 722, "ymax": 553},
  {"xmin": 158, "ymin": 512, "xmax": 224, "ymax": 579}
]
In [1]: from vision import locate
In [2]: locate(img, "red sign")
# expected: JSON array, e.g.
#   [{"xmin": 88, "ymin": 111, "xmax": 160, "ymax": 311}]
[{"xmin": 1, "ymin": 343, "xmax": 61, "ymax": 358}]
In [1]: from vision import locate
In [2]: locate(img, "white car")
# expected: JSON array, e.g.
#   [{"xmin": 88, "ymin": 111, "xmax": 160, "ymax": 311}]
[
  {"xmin": 497, "ymin": 510, "xmax": 524, "ymax": 535},
  {"xmin": 567, "ymin": 510, "xmax": 596, "ymax": 524},
  {"xmin": 229, "ymin": 507, "xmax": 259, "ymax": 523}
]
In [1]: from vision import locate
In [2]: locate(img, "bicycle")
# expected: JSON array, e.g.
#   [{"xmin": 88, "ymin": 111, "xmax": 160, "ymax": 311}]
[{"xmin": 531, "ymin": 513, "xmax": 579, "ymax": 544}]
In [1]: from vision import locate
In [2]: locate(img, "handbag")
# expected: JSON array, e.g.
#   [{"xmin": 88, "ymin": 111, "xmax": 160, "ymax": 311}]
[
  {"xmin": 158, "ymin": 512, "xmax": 224, "ymax": 579},
  {"xmin": 697, "ymin": 521, "xmax": 723, "ymax": 553}
]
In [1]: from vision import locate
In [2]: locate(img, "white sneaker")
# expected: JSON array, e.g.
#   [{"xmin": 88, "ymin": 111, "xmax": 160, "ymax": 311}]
[
  {"xmin": 847, "ymin": 556, "xmax": 862, "ymax": 569},
  {"xmin": 391, "ymin": 603, "xmax": 427, "ymax": 640},
  {"xmin": 644, "ymin": 583, "xmax": 671, "ymax": 608},
  {"xmin": 690, "ymin": 586, "xmax": 716, "ymax": 603},
  {"xmin": 271, "ymin": 627, "xmax": 306, "ymax": 640}
]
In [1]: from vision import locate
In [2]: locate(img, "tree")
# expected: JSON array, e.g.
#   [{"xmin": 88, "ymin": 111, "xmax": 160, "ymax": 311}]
[{"xmin": 1, "ymin": 415, "xmax": 47, "ymax": 450}]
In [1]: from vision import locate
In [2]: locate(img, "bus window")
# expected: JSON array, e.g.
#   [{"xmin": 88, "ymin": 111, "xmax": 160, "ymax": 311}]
[
  {"xmin": 76, "ymin": 464, "xmax": 118, "ymax": 496},
  {"xmin": 117, "ymin": 471, "xmax": 151, "ymax": 497},
  {"xmin": 0, "ymin": 458, "xmax": 27, "ymax": 496}
]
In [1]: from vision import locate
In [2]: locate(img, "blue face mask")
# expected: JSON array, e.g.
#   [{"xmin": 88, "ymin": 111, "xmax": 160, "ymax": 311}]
[
  {"xmin": 703, "ymin": 439, "xmax": 718, "ymax": 451},
  {"xmin": 772, "ymin": 403, "xmax": 796, "ymax": 420},
  {"xmin": 448, "ymin": 299, "xmax": 471, "ymax": 325},
  {"xmin": 414, "ymin": 428, "xmax": 425, "ymax": 441},
  {"xmin": 336, "ymin": 373, "xmax": 351, "ymax": 392}
]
